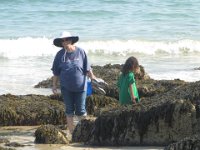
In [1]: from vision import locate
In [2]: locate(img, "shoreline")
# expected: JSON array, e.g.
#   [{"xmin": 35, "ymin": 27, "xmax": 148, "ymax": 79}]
[{"xmin": 0, "ymin": 126, "xmax": 163, "ymax": 150}]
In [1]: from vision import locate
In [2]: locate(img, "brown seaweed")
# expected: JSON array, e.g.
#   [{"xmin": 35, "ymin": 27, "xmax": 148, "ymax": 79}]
[
  {"xmin": 164, "ymin": 134, "xmax": 200, "ymax": 150},
  {"xmin": 0, "ymin": 94, "xmax": 66, "ymax": 126},
  {"xmin": 35, "ymin": 124, "xmax": 69, "ymax": 144}
]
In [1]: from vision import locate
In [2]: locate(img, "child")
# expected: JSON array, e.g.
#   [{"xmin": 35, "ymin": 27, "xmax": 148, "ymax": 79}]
[{"xmin": 117, "ymin": 56, "xmax": 140, "ymax": 105}]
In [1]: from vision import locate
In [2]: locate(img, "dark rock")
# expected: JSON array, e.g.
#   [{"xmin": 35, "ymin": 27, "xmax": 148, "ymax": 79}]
[
  {"xmin": 35, "ymin": 124, "xmax": 69, "ymax": 144},
  {"xmin": 87, "ymin": 100, "xmax": 196, "ymax": 146},
  {"xmin": 34, "ymin": 64, "xmax": 150, "ymax": 97},
  {"xmin": 49, "ymin": 94, "xmax": 119, "ymax": 115},
  {"xmin": 76, "ymin": 81, "xmax": 200, "ymax": 146},
  {"xmin": 0, "ymin": 94, "xmax": 66, "ymax": 126},
  {"xmin": 194, "ymin": 67, "xmax": 200, "ymax": 70},
  {"xmin": 104, "ymin": 84, "xmax": 119, "ymax": 99},
  {"xmin": 49, "ymin": 94, "xmax": 63, "ymax": 102},
  {"xmin": 137, "ymin": 79, "xmax": 187, "ymax": 98},
  {"xmin": 50, "ymin": 94, "xmax": 120, "ymax": 116},
  {"xmin": 34, "ymin": 77, "xmax": 54, "ymax": 88},
  {"xmin": 92, "ymin": 65, "xmax": 185, "ymax": 99},
  {"xmin": 0, "ymin": 94, "xmax": 120, "ymax": 126},
  {"xmin": 91, "ymin": 64, "xmax": 150, "ymax": 86},
  {"xmin": 105, "ymin": 79, "xmax": 186, "ymax": 100},
  {"xmin": 72, "ymin": 118, "xmax": 96, "ymax": 143},
  {"xmin": 86, "ymin": 95, "xmax": 119, "ymax": 116},
  {"xmin": 34, "ymin": 64, "xmax": 150, "ymax": 88},
  {"xmin": 164, "ymin": 134, "xmax": 200, "ymax": 150}
]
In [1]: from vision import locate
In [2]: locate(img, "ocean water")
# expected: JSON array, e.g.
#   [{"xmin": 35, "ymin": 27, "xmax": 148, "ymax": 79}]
[{"xmin": 0, "ymin": 0, "xmax": 200, "ymax": 95}]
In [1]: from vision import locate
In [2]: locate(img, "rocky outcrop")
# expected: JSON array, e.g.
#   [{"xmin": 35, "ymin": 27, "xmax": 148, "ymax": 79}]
[
  {"xmin": 0, "ymin": 94, "xmax": 66, "ymax": 126},
  {"xmin": 35, "ymin": 125, "xmax": 69, "ymax": 144},
  {"xmin": 72, "ymin": 81, "xmax": 200, "ymax": 146},
  {"xmin": 0, "ymin": 94, "xmax": 120, "ymax": 126},
  {"xmin": 194, "ymin": 67, "xmax": 200, "ymax": 70},
  {"xmin": 91, "ymin": 64, "xmax": 150, "ymax": 85},
  {"xmin": 86, "ymin": 95, "xmax": 119, "ymax": 116},
  {"xmin": 49, "ymin": 94, "xmax": 120, "ymax": 116},
  {"xmin": 164, "ymin": 134, "xmax": 200, "ymax": 150},
  {"xmin": 34, "ymin": 64, "xmax": 150, "ymax": 89},
  {"xmin": 106, "ymin": 79, "xmax": 187, "ymax": 100},
  {"xmin": 34, "ymin": 64, "xmax": 186, "ymax": 99},
  {"xmin": 72, "ymin": 118, "xmax": 96, "ymax": 143},
  {"xmin": 137, "ymin": 79, "xmax": 187, "ymax": 97},
  {"xmin": 91, "ymin": 100, "xmax": 196, "ymax": 146},
  {"xmin": 34, "ymin": 77, "xmax": 54, "ymax": 88}
]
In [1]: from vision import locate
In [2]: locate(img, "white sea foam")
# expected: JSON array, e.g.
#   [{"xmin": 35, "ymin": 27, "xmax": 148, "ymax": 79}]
[{"xmin": 0, "ymin": 38, "xmax": 200, "ymax": 59}]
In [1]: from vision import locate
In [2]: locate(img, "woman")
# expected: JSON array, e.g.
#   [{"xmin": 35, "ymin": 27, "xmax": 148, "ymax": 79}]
[{"xmin": 51, "ymin": 31, "xmax": 95, "ymax": 134}]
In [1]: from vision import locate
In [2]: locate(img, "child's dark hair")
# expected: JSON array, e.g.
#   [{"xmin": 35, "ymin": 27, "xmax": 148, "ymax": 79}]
[{"xmin": 122, "ymin": 56, "xmax": 139, "ymax": 75}]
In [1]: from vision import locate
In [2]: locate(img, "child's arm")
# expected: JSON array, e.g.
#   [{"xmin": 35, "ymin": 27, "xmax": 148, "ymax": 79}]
[{"xmin": 129, "ymin": 84, "xmax": 136, "ymax": 104}]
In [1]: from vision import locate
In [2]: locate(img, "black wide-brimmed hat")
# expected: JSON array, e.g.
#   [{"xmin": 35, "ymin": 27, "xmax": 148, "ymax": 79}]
[{"xmin": 53, "ymin": 31, "xmax": 79, "ymax": 47}]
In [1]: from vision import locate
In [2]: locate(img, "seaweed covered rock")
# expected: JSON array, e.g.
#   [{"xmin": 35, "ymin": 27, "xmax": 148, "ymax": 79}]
[
  {"xmin": 50, "ymin": 94, "xmax": 119, "ymax": 116},
  {"xmin": 35, "ymin": 125, "xmax": 69, "ymax": 144},
  {"xmin": 34, "ymin": 64, "xmax": 149, "ymax": 90},
  {"xmin": 72, "ymin": 118, "xmax": 96, "ymax": 143},
  {"xmin": 0, "ymin": 94, "xmax": 66, "ymax": 126},
  {"xmin": 49, "ymin": 93, "xmax": 63, "ymax": 102},
  {"xmin": 83, "ymin": 81, "xmax": 200, "ymax": 146},
  {"xmin": 137, "ymin": 79, "xmax": 187, "ymax": 97},
  {"xmin": 86, "ymin": 95, "xmax": 119, "ymax": 116},
  {"xmin": 92, "ymin": 64, "xmax": 150, "ymax": 85},
  {"xmin": 105, "ymin": 79, "xmax": 187, "ymax": 100},
  {"xmin": 34, "ymin": 77, "xmax": 55, "ymax": 88},
  {"xmin": 34, "ymin": 64, "xmax": 150, "ymax": 99},
  {"xmin": 164, "ymin": 134, "xmax": 200, "ymax": 150},
  {"xmin": 88, "ymin": 100, "xmax": 196, "ymax": 146}
]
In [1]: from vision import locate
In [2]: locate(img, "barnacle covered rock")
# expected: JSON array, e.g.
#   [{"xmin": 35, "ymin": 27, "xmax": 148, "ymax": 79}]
[
  {"xmin": 35, "ymin": 124, "xmax": 69, "ymax": 144},
  {"xmin": 0, "ymin": 94, "xmax": 66, "ymax": 126},
  {"xmin": 164, "ymin": 134, "xmax": 200, "ymax": 150}
]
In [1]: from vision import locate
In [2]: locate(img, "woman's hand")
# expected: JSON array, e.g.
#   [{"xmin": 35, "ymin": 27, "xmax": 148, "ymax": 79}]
[
  {"xmin": 52, "ymin": 75, "xmax": 59, "ymax": 94},
  {"xmin": 87, "ymin": 70, "xmax": 96, "ymax": 80}
]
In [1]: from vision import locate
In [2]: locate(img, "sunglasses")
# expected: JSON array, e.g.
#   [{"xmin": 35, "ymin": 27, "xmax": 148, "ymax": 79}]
[{"xmin": 62, "ymin": 38, "xmax": 71, "ymax": 42}]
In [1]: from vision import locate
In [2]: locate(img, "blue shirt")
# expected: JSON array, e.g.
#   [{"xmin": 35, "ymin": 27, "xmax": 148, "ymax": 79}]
[{"xmin": 52, "ymin": 47, "xmax": 91, "ymax": 92}]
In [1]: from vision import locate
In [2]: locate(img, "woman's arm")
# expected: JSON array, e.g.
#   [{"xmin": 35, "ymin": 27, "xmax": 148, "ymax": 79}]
[
  {"xmin": 52, "ymin": 75, "xmax": 59, "ymax": 94},
  {"xmin": 87, "ymin": 70, "xmax": 96, "ymax": 80},
  {"xmin": 129, "ymin": 84, "xmax": 136, "ymax": 104}
]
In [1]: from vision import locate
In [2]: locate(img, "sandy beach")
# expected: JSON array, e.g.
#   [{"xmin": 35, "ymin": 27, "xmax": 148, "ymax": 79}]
[{"xmin": 0, "ymin": 126, "xmax": 163, "ymax": 150}]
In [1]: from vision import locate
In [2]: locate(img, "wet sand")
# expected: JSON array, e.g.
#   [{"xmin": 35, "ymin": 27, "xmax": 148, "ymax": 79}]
[{"xmin": 0, "ymin": 126, "xmax": 164, "ymax": 150}]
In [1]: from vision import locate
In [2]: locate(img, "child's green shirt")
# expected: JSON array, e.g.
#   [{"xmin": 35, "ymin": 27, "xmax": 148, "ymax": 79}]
[{"xmin": 117, "ymin": 72, "xmax": 139, "ymax": 105}]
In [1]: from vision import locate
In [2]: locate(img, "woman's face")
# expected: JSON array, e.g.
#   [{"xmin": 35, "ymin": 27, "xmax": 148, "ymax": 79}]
[{"xmin": 62, "ymin": 38, "xmax": 72, "ymax": 48}]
